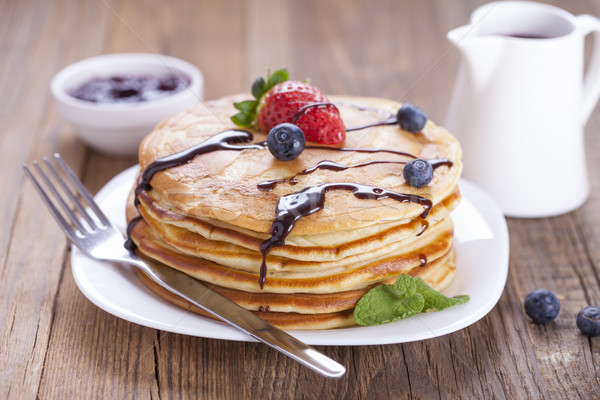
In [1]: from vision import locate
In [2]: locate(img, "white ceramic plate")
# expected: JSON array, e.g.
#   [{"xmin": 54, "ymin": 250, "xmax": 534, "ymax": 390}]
[{"xmin": 71, "ymin": 166, "xmax": 509, "ymax": 346}]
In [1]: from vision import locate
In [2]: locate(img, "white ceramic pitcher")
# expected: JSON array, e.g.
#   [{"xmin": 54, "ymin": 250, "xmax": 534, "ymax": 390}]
[{"xmin": 445, "ymin": 1, "xmax": 600, "ymax": 217}]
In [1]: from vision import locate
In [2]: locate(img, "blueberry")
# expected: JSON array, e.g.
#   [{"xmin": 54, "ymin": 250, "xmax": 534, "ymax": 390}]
[
  {"xmin": 267, "ymin": 123, "xmax": 305, "ymax": 161},
  {"xmin": 396, "ymin": 103, "xmax": 427, "ymax": 133},
  {"xmin": 524, "ymin": 289, "xmax": 560, "ymax": 324},
  {"xmin": 403, "ymin": 159, "xmax": 433, "ymax": 188},
  {"xmin": 577, "ymin": 306, "xmax": 600, "ymax": 336}
]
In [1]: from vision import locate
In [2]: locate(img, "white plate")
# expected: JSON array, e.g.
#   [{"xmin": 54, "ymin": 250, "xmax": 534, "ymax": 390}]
[{"xmin": 72, "ymin": 166, "xmax": 509, "ymax": 346}]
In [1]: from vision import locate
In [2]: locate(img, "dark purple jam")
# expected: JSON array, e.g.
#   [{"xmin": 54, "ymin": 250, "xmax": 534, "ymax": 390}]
[{"xmin": 69, "ymin": 73, "xmax": 190, "ymax": 104}]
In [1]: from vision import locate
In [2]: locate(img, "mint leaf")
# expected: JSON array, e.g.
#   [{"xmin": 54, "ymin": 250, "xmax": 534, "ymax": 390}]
[
  {"xmin": 354, "ymin": 274, "xmax": 469, "ymax": 326},
  {"xmin": 354, "ymin": 284, "xmax": 424, "ymax": 326},
  {"xmin": 393, "ymin": 274, "xmax": 417, "ymax": 296},
  {"xmin": 413, "ymin": 277, "xmax": 470, "ymax": 312}
]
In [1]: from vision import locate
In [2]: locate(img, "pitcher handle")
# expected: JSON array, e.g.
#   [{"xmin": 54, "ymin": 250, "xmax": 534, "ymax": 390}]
[{"xmin": 578, "ymin": 14, "xmax": 600, "ymax": 124}]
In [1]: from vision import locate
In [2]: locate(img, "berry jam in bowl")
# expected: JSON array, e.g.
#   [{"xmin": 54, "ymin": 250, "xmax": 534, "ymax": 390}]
[{"xmin": 51, "ymin": 53, "xmax": 203, "ymax": 156}]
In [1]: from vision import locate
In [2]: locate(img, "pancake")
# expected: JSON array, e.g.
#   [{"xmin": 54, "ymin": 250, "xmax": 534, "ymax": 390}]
[
  {"xmin": 127, "ymin": 213, "xmax": 454, "ymax": 293},
  {"xmin": 126, "ymin": 93, "xmax": 463, "ymax": 329},
  {"xmin": 134, "ymin": 249, "xmax": 456, "ymax": 330},
  {"xmin": 134, "ymin": 187, "xmax": 461, "ymax": 260},
  {"xmin": 137, "ymin": 95, "xmax": 461, "ymax": 235}
]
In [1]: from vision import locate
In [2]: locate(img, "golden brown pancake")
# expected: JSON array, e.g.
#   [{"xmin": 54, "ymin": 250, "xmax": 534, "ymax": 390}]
[
  {"xmin": 134, "ymin": 249, "xmax": 456, "ymax": 330},
  {"xmin": 126, "ymin": 94, "xmax": 462, "ymax": 329},
  {"xmin": 127, "ymin": 213, "xmax": 454, "ymax": 293},
  {"xmin": 137, "ymin": 95, "xmax": 461, "ymax": 235}
]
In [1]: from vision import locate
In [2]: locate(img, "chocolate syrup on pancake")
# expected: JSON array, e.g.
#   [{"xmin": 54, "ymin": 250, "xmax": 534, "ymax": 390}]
[
  {"xmin": 258, "ymin": 158, "xmax": 452, "ymax": 191},
  {"xmin": 135, "ymin": 129, "xmax": 262, "ymax": 201},
  {"xmin": 126, "ymin": 129, "xmax": 263, "ymax": 250},
  {"xmin": 305, "ymin": 146, "xmax": 416, "ymax": 158},
  {"xmin": 124, "ymin": 216, "xmax": 143, "ymax": 251},
  {"xmin": 257, "ymin": 160, "xmax": 409, "ymax": 191},
  {"xmin": 291, "ymin": 102, "xmax": 339, "ymax": 124},
  {"xmin": 258, "ymin": 183, "xmax": 432, "ymax": 288},
  {"xmin": 292, "ymin": 102, "xmax": 396, "ymax": 129},
  {"xmin": 292, "ymin": 102, "xmax": 398, "ymax": 133},
  {"xmin": 430, "ymin": 159, "xmax": 454, "ymax": 169},
  {"xmin": 345, "ymin": 117, "xmax": 398, "ymax": 132}
]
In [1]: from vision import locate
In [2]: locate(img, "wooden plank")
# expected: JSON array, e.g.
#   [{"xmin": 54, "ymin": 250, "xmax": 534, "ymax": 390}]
[
  {"xmin": 153, "ymin": 333, "xmax": 245, "ymax": 399},
  {"xmin": 0, "ymin": 0, "xmax": 92, "ymax": 397},
  {"xmin": 37, "ymin": 268, "xmax": 159, "ymax": 399},
  {"xmin": 245, "ymin": 0, "xmax": 293, "ymax": 86},
  {"xmin": 102, "ymin": 0, "xmax": 251, "ymax": 397},
  {"xmin": 3, "ymin": 0, "xmax": 600, "ymax": 398}
]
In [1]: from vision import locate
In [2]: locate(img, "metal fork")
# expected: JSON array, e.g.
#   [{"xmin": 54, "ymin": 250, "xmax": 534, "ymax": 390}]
[{"xmin": 23, "ymin": 153, "xmax": 346, "ymax": 378}]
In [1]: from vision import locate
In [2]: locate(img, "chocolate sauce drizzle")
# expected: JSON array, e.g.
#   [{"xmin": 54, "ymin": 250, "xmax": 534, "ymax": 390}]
[
  {"xmin": 291, "ymin": 101, "xmax": 398, "ymax": 133},
  {"xmin": 291, "ymin": 102, "xmax": 339, "ymax": 124},
  {"xmin": 258, "ymin": 183, "xmax": 432, "ymax": 288},
  {"xmin": 258, "ymin": 158, "xmax": 452, "ymax": 191},
  {"xmin": 135, "ymin": 129, "xmax": 263, "ymax": 200},
  {"xmin": 124, "ymin": 216, "xmax": 143, "ymax": 251},
  {"xmin": 334, "ymin": 101, "xmax": 394, "ymax": 116},
  {"xmin": 305, "ymin": 146, "xmax": 416, "ymax": 158},
  {"xmin": 345, "ymin": 116, "xmax": 398, "ymax": 132},
  {"xmin": 429, "ymin": 159, "xmax": 454, "ymax": 169},
  {"xmin": 257, "ymin": 160, "xmax": 409, "ymax": 191},
  {"xmin": 125, "ymin": 129, "xmax": 264, "ymax": 251},
  {"xmin": 125, "ymin": 103, "xmax": 453, "ymax": 289}
]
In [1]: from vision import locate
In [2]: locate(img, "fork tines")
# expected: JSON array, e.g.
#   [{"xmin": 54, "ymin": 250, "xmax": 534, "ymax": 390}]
[{"xmin": 22, "ymin": 154, "xmax": 108, "ymax": 240}]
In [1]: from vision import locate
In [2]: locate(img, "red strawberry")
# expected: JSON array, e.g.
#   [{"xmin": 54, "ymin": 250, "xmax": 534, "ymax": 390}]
[
  {"xmin": 231, "ymin": 69, "xmax": 346, "ymax": 145},
  {"xmin": 292, "ymin": 103, "xmax": 346, "ymax": 145},
  {"xmin": 256, "ymin": 80, "xmax": 327, "ymax": 132}
]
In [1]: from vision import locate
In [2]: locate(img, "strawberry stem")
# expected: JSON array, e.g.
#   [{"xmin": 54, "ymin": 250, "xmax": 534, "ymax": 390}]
[{"xmin": 231, "ymin": 67, "xmax": 290, "ymax": 128}]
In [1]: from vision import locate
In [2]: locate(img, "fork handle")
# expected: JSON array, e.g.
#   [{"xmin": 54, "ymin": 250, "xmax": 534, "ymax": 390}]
[{"xmin": 125, "ymin": 256, "xmax": 346, "ymax": 378}]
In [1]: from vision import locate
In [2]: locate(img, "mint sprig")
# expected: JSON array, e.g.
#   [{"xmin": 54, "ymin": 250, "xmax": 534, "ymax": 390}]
[
  {"xmin": 354, "ymin": 274, "xmax": 470, "ymax": 326},
  {"xmin": 231, "ymin": 68, "xmax": 289, "ymax": 127}
]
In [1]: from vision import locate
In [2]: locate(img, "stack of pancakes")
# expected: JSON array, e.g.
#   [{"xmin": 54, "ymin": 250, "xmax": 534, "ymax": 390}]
[{"xmin": 126, "ymin": 94, "xmax": 462, "ymax": 330}]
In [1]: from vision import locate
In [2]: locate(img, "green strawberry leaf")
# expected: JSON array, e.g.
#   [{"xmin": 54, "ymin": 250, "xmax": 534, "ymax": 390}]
[
  {"xmin": 354, "ymin": 274, "xmax": 470, "ymax": 326},
  {"xmin": 231, "ymin": 67, "xmax": 290, "ymax": 127},
  {"xmin": 251, "ymin": 77, "xmax": 266, "ymax": 99},
  {"xmin": 267, "ymin": 68, "xmax": 289, "ymax": 88},
  {"xmin": 231, "ymin": 112, "xmax": 254, "ymax": 127},
  {"xmin": 233, "ymin": 100, "xmax": 258, "ymax": 113}
]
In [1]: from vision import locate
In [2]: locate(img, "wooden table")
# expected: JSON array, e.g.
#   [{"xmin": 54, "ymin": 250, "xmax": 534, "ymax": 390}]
[{"xmin": 3, "ymin": 0, "xmax": 600, "ymax": 398}]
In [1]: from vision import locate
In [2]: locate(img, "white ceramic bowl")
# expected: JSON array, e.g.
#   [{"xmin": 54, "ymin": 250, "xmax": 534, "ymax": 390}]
[{"xmin": 51, "ymin": 53, "xmax": 203, "ymax": 156}]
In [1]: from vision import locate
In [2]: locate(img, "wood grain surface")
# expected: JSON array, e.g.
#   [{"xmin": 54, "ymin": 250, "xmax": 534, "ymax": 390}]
[{"xmin": 2, "ymin": 0, "xmax": 600, "ymax": 398}]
